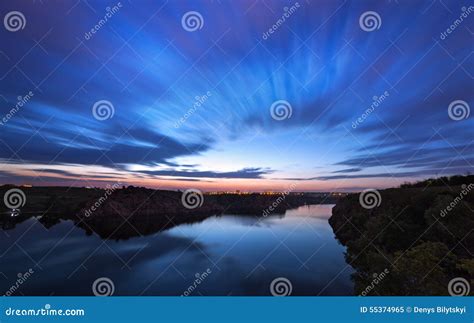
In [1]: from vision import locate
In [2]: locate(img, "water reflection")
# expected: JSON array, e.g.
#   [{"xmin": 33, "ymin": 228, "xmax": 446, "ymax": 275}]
[{"xmin": 0, "ymin": 205, "xmax": 353, "ymax": 296}]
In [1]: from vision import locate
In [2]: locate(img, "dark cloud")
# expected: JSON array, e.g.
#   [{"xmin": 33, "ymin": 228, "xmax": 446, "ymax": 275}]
[
  {"xmin": 336, "ymin": 143, "xmax": 474, "ymax": 169},
  {"xmin": 332, "ymin": 168, "xmax": 362, "ymax": 174},
  {"xmin": 138, "ymin": 167, "xmax": 273, "ymax": 179},
  {"xmin": 0, "ymin": 125, "xmax": 212, "ymax": 166}
]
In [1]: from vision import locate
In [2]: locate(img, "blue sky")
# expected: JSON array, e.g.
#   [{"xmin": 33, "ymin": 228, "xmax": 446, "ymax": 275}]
[{"xmin": 0, "ymin": 0, "xmax": 472, "ymax": 191}]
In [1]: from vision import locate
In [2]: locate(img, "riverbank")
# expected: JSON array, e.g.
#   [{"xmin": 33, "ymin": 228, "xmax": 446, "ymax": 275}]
[
  {"xmin": 329, "ymin": 175, "xmax": 473, "ymax": 296},
  {"xmin": 0, "ymin": 185, "xmax": 343, "ymax": 239}
]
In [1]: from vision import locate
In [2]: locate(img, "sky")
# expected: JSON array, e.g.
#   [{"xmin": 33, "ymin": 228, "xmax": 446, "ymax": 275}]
[{"xmin": 0, "ymin": 0, "xmax": 473, "ymax": 192}]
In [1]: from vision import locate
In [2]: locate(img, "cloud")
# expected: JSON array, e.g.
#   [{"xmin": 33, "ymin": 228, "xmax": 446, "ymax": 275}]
[
  {"xmin": 137, "ymin": 167, "xmax": 274, "ymax": 179},
  {"xmin": 0, "ymin": 122, "xmax": 213, "ymax": 167},
  {"xmin": 332, "ymin": 168, "xmax": 362, "ymax": 174}
]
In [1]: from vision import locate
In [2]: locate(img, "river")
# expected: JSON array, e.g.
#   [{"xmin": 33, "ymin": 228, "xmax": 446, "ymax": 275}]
[{"xmin": 0, "ymin": 204, "xmax": 353, "ymax": 296}]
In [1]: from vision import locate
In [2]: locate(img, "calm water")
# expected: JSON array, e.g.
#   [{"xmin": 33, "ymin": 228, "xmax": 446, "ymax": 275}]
[{"xmin": 0, "ymin": 204, "xmax": 354, "ymax": 296}]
